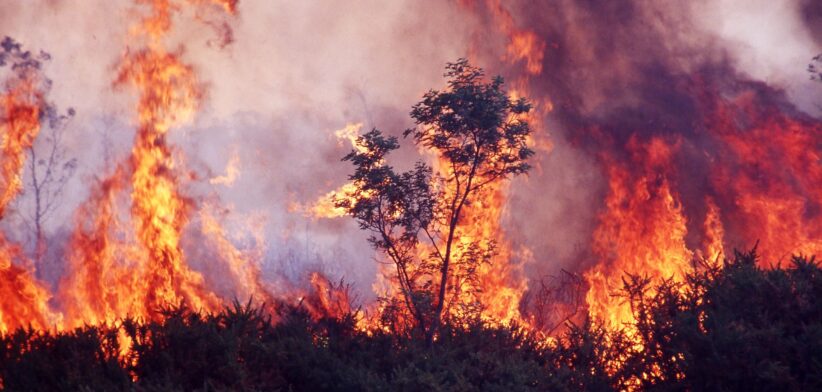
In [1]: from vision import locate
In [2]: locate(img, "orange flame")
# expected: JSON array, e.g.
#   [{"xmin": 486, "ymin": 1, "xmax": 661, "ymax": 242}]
[
  {"xmin": 445, "ymin": 0, "xmax": 549, "ymax": 329},
  {"xmin": 199, "ymin": 202, "xmax": 273, "ymax": 305},
  {"xmin": 59, "ymin": 0, "xmax": 238, "ymax": 326},
  {"xmin": 702, "ymin": 197, "xmax": 725, "ymax": 263},
  {"xmin": 119, "ymin": 48, "xmax": 219, "ymax": 314},
  {"xmin": 585, "ymin": 137, "xmax": 693, "ymax": 331},
  {"xmin": 60, "ymin": 166, "xmax": 140, "ymax": 327},
  {"xmin": 0, "ymin": 242, "xmax": 56, "ymax": 333},
  {"xmin": 308, "ymin": 123, "xmax": 370, "ymax": 219},
  {"xmin": 0, "ymin": 69, "xmax": 57, "ymax": 333},
  {"xmin": 482, "ymin": 0, "xmax": 545, "ymax": 75},
  {"xmin": 707, "ymin": 91, "xmax": 822, "ymax": 264},
  {"xmin": 301, "ymin": 272, "xmax": 354, "ymax": 321},
  {"xmin": 455, "ymin": 182, "xmax": 527, "ymax": 325},
  {"xmin": 0, "ymin": 76, "xmax": 42, "ymax": 217}
]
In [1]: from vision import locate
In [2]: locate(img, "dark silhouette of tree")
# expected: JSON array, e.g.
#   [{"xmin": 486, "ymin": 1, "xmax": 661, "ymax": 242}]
[
  {"xmin": 614, "ymin": 249, "xmax": 822, "ymax": 390},
  {"xmin": 23, "ymin": 106, "xmax": 77, "ymax": 266},
  {"xmin": 336, "ymin": 59, "xmax": 534, "ymax": 343},
  {"xmin": 1, "ymin": 36, "xmax": 77, "ymax": 268}
]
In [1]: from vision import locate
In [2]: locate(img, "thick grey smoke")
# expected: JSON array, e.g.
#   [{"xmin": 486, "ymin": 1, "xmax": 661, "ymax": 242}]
[{"xmin": 462, "ymin": 0, "xmax": 821, "ymax": 277}]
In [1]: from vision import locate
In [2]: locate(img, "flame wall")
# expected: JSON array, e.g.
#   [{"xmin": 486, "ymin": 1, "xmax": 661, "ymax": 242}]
[{"xmin": 0, "ymin": 0, "xmax": 820, "ymax": 331}]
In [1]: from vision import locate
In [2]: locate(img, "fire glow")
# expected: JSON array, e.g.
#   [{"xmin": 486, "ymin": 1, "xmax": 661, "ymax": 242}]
[{"xmin": 0, "ymin": 0, "xmax": 821, "ymax": 365}]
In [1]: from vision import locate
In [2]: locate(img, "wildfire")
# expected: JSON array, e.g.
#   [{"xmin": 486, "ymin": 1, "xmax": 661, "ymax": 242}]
[
  {"xmin": 59, "ymin": 0, "xmax": 239, "ymax": 326},
  {"xmin": 0, "ymin": 61, "xmax": 57, "ymax": 332},
  {"xmin": 442, "ymin": 0, "xmax": 550, "ymax": 329},
  {"xmin": 1, "ymin": 2, "xmax": 820, "ymax": 377},
  {"xmin": 702, "ymin": 197, "xmax": 725, "ymax": 263},
  {"xmin": 0, "ymin": 239, "xmax": 56, "ymax": 333},
  {"xmin": 585, "ymin": 137, "xmax": 694, "ymax": 331},
  {"xmin": 308, "ymin": 123, "xmax": 369, "ymax": 219},
  {"xmin": 302, "ymin": 272, "xmax": 354, "ymax": 321},
  {"xmin": 198, "ymin": 202, "xmax": 273, "ymax": 306},
  {"xmin": 464, "ymin": 0, "xmax": 545, "ymax": 76},
  {"xmin": 120, "ymin": 48, "xmax": 218, "ymax": 314},
  {"xmin": 0, "ymin": 76, "xmax": 42, "ymax": 218},
  {"xmin": 581, "ymin": 81, "xmax": 822, "ymax": 338},
  {"xmin": 707, "ymin": 90, "xmax": 822, "ymax": 265},
  {"xmin": 60, "ymin": 166, "xmax": 140, "ymax": 327},
  {"xmin": 428, "ymin": 159, "xmax": 527, "ymax": 326},
  {"xmin": 335, "ymin": 122, "xmax": 367, "ymax": 153}
]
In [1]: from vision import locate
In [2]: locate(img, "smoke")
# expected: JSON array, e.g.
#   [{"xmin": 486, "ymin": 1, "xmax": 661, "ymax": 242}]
[
  {"xmin": 692, "ymin": 0, "xmax": 821, "ymax": 114},
  {"xmin": 0, "ymin": 0, "xmax": 479, "ymax": 298},
  {"xmin": 1, "ymin": 0, "xmax": 819, "ymax": 303},
  {"xmin": 456, "ymin": 0, "xmax": 821, "ymax": 279}
]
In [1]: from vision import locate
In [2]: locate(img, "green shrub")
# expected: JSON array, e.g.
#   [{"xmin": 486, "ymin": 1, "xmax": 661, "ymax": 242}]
[{"xmin": 0, "ymin": 250, "xmax": 819, "ymax": 391}]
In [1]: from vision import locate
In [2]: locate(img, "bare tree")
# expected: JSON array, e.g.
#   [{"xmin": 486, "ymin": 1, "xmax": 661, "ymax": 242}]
[
  {"xmin": 23, "ymin": 106, "xmax": 77, "ymax": 264},
  {"xmin": 2, "ymin": 36, "xmax": 78, "ymax": 266}
]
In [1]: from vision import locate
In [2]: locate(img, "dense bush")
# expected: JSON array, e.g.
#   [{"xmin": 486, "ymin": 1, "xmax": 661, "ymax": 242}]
[
  {"xmin": 1, "ymin": 251, "xmax": 819, "ymax": 391},
  {"xmin": 621, "ymin": 249, "xmax": 822, "ymax": 391}
]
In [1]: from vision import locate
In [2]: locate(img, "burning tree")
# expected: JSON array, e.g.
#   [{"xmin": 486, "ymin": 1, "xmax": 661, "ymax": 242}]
[
  {"xmin": 337, "ymin": 59, "xmax": 533, "ymax": 343},
  {"xmin": 1, "ymin": 37, "xmax": 78, "ymax": 277},
  {"xmin": 0, "ymin": 36, "xmax": 58, "ymax": 332},
  {"xmin": 22, "ymin": 106, "xmax": 77, "ymax": 268}
]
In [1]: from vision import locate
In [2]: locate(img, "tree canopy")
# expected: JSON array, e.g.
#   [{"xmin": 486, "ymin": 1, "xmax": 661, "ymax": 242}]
[{"xmin": 336, "ymin": 59, "xmax": 534, "ymax": 342}]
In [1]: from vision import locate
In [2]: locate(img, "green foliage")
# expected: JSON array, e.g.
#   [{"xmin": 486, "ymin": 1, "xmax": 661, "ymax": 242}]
[
  {"xmin": 0, "ymin": 326, "xmax": 129, "ymax": 391},
  {"xmin": 619, "ymin": 250, "xmax": 822, "ymax": 391},
  {"xmin": 406, "ymin": 58, "xmax": 534, "ymax": 180},
  {"xmin": 1, "ymin": 250, "xmax": 818, "ymax": 391},
  {"xmin": 337, "ymin": 59, "xmax": 534, "ymax": 341}
]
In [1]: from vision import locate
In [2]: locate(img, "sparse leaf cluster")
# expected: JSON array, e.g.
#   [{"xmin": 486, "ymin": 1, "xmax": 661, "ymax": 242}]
[
  {"xmin": 1, "ymin": 36, "xmax": 77, "ymax": 263},
  {"xmin": 337, "ymin": 59, "xmax": 534, "ymax": 343}
]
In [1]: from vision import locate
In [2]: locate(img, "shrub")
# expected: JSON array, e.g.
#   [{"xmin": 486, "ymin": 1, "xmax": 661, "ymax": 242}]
[{"xmin": 0, "ymin": 249, "xmax": 819, "ymax": 391}]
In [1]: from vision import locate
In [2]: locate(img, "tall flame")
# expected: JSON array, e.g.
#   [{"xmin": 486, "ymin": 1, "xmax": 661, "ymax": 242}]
[
  {"xmin": 585, "ymin": 137, "xmax": 693, "ymax": 330},
  {"xmin": 198, "ymin": 201, "xmax": 273, "ymax": 306},
  {"xmin": 118, "ymin": 47, "xmax": 218, "ymax": 314},
  {"xmin": 435, "ymin": 0, "xmax": 551, "ymax": 328},
  {"xmin": 446, "ymin": 179, "xmax": 527, "ymax": 324},
  {"xmin": 2, "ymin": 1, "xmax": 820, "ymax": 364},
  {"xmin": 0, "ymin": 76, "xmax": 42, "ymax": 217},
  {"xmin": 61, "ymin": 166, "xmax": 131, "ymax": 326},
  {"xmin": 59, "ymin": 0, "xmax": 239, "ymax": 326},
  {"xmin": 0, "ymin": 67, "xmax": 56, "ymax": 332},
  {"xmin": 707, "ymin": 91, "xmax": 822, "ymax": 264}
]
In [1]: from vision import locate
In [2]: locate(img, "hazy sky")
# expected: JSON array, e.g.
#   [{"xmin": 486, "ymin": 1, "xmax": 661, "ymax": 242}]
[{"xmin": 1, "ymin": 0, "xmax": 819, "ymax": 296}]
